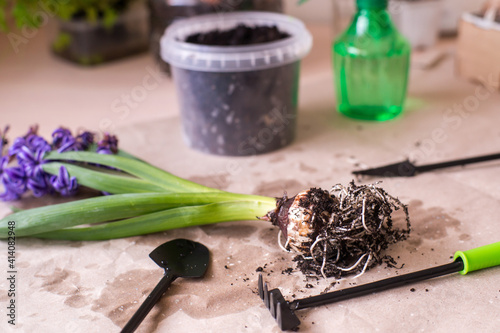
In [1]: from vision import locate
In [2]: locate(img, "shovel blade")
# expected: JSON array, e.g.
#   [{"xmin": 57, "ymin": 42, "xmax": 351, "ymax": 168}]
[{"xmin": 149, "ymin": 238, "xmax": 209, "ymax": 278}]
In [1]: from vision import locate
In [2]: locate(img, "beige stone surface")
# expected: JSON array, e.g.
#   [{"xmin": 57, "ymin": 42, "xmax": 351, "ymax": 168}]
[{"xmin": 1, "ymin": 22, "xmax": 500, "ymax": 333}]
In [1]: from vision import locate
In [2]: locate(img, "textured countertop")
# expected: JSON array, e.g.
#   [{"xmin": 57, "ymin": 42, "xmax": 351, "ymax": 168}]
[{"xmin": 1, "ymin": 22, "xmax": 500, "ymax": 333}]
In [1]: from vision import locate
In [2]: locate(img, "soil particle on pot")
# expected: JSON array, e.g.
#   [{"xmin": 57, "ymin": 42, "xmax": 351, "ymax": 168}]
[{"xmin": 185, "ymin": 24, "xmax": 290, "ymax": 46}]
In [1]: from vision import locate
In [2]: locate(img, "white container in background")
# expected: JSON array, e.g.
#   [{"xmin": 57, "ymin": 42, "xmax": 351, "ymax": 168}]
[{"xmin": 390, "ymin": 0, "xmax": 443, "ymax": 49}]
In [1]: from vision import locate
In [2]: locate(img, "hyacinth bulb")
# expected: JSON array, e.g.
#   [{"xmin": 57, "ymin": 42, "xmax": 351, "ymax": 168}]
[{"xmin": 265, "ymin": 183, "xmax": 410, "ymax": 278}]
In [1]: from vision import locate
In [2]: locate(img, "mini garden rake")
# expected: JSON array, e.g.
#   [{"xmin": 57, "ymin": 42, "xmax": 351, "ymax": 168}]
[{"xmin": 258, "ymin": 241, "xmax": 500, "ymax": 331}]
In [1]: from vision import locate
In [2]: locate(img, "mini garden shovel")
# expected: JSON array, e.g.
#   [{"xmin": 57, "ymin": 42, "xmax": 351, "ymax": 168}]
[
  {"xmin": 121, "ymin": 238, "xmax": 210, "ymax": 333},
  {"xmin": 259, "ymin": 241, "xmax": 500, "ymax": 331}
]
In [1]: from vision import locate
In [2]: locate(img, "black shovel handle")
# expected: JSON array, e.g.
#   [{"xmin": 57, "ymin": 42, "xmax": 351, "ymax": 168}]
[
  {"xmin": 121, "ymin": 272, "xmax": 176, "ymax": 333},
  {"xmin": 416, "ymin": 152, "xmax": 500, "ymax": 173}
]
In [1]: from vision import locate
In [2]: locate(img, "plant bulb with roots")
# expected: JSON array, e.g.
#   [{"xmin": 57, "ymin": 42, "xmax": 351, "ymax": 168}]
[{"xmin": 263, "ymin": 182, "xmax": 411, "ymax": 279}]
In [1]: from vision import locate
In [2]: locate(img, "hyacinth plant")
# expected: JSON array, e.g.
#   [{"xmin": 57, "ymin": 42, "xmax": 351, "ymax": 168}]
[
  {"xmin": 0, "ymin": 126, "xmax": 410, "ymax": 278},
  {"xmin": 0, "ymin": 125, "xmax": 276, "ymax": 240}
]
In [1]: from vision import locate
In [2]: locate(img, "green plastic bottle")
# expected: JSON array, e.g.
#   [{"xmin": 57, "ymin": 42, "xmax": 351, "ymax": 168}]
[{"xmin": 333, "ymin": 0, "xmax": 411, "ymax": 121}]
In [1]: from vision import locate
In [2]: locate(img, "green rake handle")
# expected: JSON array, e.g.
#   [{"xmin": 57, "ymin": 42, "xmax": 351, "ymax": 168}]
[
  {"xmin": 291, "ymin": 241, "xmax": 500, "ymax": 311},
  {"xmin": 454, "ymin": 241, "xmax": 500, "ymax": 275}
]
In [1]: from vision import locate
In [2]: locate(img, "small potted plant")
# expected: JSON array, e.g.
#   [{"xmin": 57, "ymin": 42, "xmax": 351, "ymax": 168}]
[{"xmin": 1, "ymin": 0, "xmax": 149, "ymax": 65}]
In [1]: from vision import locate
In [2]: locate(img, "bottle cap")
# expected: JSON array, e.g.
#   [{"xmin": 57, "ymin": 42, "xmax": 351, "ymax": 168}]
[{"xmin": 356, "ymin": 0, "xmax": 387, "ymax": 9}]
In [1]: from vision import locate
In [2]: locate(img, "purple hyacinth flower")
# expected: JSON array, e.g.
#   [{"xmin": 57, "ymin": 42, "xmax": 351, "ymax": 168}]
[
  {"xmin": 0, "ymin": 155, "xmax": 7, "ymax": 171},
  {"xmin": 16, "ymin": 144, "xmax": 51, "ymax": 178},
  {"xmin": 57, "ymin": 137, "xmax": 79, "ymax": 153},
  {"xmin": 10, "ymin": 132, "xmax": 51, "ymax": 157},
  {"xmin": 76, "ymin": 131, "xmax": 94, "ymax": 150},
  {"xmin": 27, "ymin": 171, "xmax": 52, "ymax": 197},
  {"xmin": 13, "ymin": 135, "xmax": 53, "ymax": 198},
  {"xmin": 9, "ymin": 137, "xmax": 27, "ymax": 156},
  {"xmin": 53, "ymin": 128, "xmax": 95, "ymax": 153},
  {"xmin": 50, "ymin": 166, "xmax": 78, "ymax": 196},
  {"xmin": 97, "ymin": 133, "xmax": 119, "ymax": 155},
  {"xmin": 0, "ymin": 158, "xmax": 27, "ymax": 201},
  {"xmin": 52, "ymin": 127, "xmax": 78, "ymax": 153},
  {"xmin": 1, "ymin": 126, "xmax": 92, "ymax": 200},
  {"xmin": 0, "ymin": 128, "xmax": 26, "ymax": 201},
  {"xmin": 27, "ymin": 134, "xmax": 51, "ymax": 152},
  {"xmin": 52, "ymin": 127, "xmax": 73, "ymax": 148}
]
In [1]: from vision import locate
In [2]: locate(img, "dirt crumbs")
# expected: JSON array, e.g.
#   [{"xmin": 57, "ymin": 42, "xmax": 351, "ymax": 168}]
[{"xmin": 185, "ymin": 24, "xmax": 290, "ymax": 46}]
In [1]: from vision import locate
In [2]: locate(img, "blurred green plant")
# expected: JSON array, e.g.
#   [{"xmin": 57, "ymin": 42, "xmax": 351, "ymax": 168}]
[
  {"xmin": 51, "ymin": 31, "xmax": 70, "ymax": 51},
  {"xmin": 0, "ymin": 0, "xmax": 137, "ymax": 31}
]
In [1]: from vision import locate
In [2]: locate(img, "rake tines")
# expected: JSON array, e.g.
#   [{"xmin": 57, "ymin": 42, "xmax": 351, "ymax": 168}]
[{"xmin": 258, "ymin": 274, "xmax": 301, "ymax": 331}]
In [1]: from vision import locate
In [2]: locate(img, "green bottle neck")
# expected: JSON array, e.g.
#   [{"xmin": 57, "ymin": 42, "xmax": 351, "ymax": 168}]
[
  {"xmin": 356, "ymin": 0, "xmax": 388, "ymax": 10},
  {"xmin": 341, "ymin": 4, "xmax": 397, "ymax": 41},
  {"xmin": 354, "ymin": 0, "xmax": 391, "ymax": 27}
]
